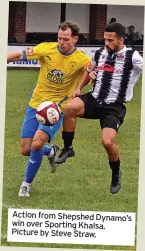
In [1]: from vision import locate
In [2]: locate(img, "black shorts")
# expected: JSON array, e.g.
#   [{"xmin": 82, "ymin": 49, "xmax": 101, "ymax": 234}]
[{"xmin": 79, "ymin": 92, "xmax": 126, "ymax": 132}]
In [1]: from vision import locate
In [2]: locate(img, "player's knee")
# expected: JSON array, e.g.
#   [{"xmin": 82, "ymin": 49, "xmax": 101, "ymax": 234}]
[
  {"xmin": 31, "ymin": 139, "xmax": 44, "ymax": 151},
  {"xmin": 21, "ymin": 146, "xmax": 31, "ymax": 156},
  {"xmin": 65, "ymin": 100, "xmax": 83, "ymax": 117},
  {"xmin": 102, "ymin": 138, "xmax": 113, "ymax": 149},
  {"xmin": 65, "ymin": 103, "xmax": 75, "ymax": 115},
  {"xmin": 31, "ymin": 140, "xmax": 43, "ymax": 151}
]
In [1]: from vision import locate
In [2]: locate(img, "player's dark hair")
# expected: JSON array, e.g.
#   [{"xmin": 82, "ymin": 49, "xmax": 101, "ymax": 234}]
[
  {"xmin": 105, "ymin": 22, "xmax": 126, "ymax": 38},
  {"xmin": 59, "ymin": 21, "xmax": 80, "ymax": 36}
]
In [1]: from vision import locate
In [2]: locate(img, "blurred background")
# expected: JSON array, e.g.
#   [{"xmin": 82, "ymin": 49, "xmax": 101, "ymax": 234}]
[{"xmin": 8, "ymin": 2, "xmax": 144, "ymax": 55}]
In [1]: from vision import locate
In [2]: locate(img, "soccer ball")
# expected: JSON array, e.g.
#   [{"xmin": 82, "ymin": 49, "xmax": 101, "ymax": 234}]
[{"xmin": 36, "ymin": 101, "xmax": 61, "ymax": 126}]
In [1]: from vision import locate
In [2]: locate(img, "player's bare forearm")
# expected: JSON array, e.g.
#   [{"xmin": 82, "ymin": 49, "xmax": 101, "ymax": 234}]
[
  {"xmin": 78, "ymin": 71, "xmax": 90, "ymax": 90},
  {"xmin": 72, "ymin": 71, "xmax": 90, "ymax": 98},
  {"xmin": 7, "ymin": 51, "xmax": 23, "ymax": 63}
]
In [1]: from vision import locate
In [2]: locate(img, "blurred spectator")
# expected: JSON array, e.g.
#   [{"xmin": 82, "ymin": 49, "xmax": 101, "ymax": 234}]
[
  {"xmin": 8, "ymin": 35, "xmax": 17, "ymax": 43},
  {"xmin": 109, "ymin": 18, "xmax": 116, "ymax": 24},
  {"xmin": 77, "ymin": 34, "xmax": 88, "ymax": 45},
  {"xmin": 135, "ymin": 31, "xmax": 142, "ymax": 40},
  {"xmin": 126, "ymin": 25, "xmax": 143, "ymax": 45}
]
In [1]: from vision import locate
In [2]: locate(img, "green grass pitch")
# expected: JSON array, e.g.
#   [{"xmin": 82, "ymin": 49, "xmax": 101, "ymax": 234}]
[{"xmin": 1, "ymin": 69, "xmax": 142, "ymax": 250}]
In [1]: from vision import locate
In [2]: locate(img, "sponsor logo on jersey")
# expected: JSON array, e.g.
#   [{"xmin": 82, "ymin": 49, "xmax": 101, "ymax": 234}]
[
  {"xmin": 97, "ymin": 64, "xmax": 123, "ymax": 74},
  {"xmin": 47, "ymin": 69, "xmax": 64, "ymax": 84}
]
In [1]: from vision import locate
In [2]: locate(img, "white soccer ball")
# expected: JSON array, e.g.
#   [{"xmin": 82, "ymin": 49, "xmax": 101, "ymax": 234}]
[{"xmin": 36, "ymin": 101, "xmax": 61, "ymax": 126}]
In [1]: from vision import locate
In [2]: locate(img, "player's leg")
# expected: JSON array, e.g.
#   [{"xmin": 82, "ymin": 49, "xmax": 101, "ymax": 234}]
[
  {"xmin": 19, "ymin": 106, "xmax": 58, "ymax": 197},
  {"xmin": 23, "ymin": 115, "xmax": 64, "ymax": 189},
  {"xmin": 20, "ymin": 105, "xmax": 54, "ymax": 158},
  {"xmin": 24, "ymin": 129, "xmax": 50, "ymax": 186},
  {"xmin": 19, "ymin": 130, "xmax": 59, "ymax": 197},
  {"xmin": 102, "ymin": 128, "xmax": 119, "ymax": 161},
  {"xmin": 101, "ymin": 127, "xmax": 121, "ymax": 194},
  {"xmin": 56, "ymin": 93, "xmax": 94, "ymax": 164},
  {"xmin": 20, "ymin": 137, "xmax": 55, "ymax": 158},
  {"xmin": 38, "ymin": 113, "xmax": 64, "ymax": 173},
  {"xmin": 100, "ymin": 104, "xmax": 126, "ymax": 194},
  {"xmin": 20, "ymin": 138, "xmax": 32, "ymax": 156}
]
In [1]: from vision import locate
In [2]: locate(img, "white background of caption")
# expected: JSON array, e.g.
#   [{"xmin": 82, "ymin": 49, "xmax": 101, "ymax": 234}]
[{"xmin": 7, "ymin": 209, "xmax": 136, "ymax": 246}]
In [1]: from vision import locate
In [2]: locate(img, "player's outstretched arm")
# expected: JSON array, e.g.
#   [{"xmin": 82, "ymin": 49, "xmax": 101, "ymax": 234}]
[
  {"xmin": 79, "ymin": 71, "xmax": 90, "ymax": 89},
  {"xmin": 7, "ymin": 51, "xmax": 23, "ymax": 63},
  {"xmin": 88, "ymin": 69, "xmax": 97, "ymax": 84},
  {"xmin": 72, "ymin": 57, "xmax": 97, "ymax": 98},
  {"xmin": 72, "ymin": 71, "xmax": 90, "ymax": 98}
]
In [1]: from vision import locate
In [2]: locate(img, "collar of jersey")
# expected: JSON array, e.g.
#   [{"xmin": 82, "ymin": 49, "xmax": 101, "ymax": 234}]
[
  {"xmin": 116, "ymin": 45, "xmax": 126, "ymax": 54},
  {"xmin": 57, "ymin": 45, "xmax": 77, "ymax": 56},
  {"xmin": 105, "ymin": 45, "xmax": 126, "ymax": 54}
]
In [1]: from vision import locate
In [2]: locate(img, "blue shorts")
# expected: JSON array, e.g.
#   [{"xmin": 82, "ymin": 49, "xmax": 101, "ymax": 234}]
[{"xmin": 20, "ymin": 105, "xmax": 64, "ymax": 142}]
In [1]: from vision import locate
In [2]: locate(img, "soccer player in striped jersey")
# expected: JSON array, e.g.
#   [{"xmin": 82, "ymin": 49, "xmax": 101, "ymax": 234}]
[
  {"xmin": 7, "ymin": 21, "xmax": 91, "ymax": 197},
  {"xmin": 56, "ymin": 22, "xmax": 143, "ymax": 194}
]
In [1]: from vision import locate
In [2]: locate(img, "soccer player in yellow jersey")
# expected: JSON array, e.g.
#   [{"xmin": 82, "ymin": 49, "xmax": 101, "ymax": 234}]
[{"xmin": 7, "ymin": 21, "xmax": 91, "ymax": 197}]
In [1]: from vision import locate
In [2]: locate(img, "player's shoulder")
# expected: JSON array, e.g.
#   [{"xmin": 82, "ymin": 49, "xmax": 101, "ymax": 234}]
[
  {"xmin": 95, "ymin": 46, "xmax": 105, "ymax": 52},
  {"xmin": 75, "ymin": 48, "xmax": 91, "ymax": 60},
  {"xmin": 94, "ymin": 47, "xmax": 106, "ymax": 56},
  {"xmin": 123, "ymin": 47, "xmax": 143, "ymax": 64},
  {"xmin": 93, "ymin": 47, "xmax": 105, "ymax": 60},
  {"xmin": 125, "ymin": 47, "xmax": 142, "ymax": 58},
  {"xmin": 131, "ymin": 49, "xmax": 143, "ymax": 60},
  {"xmin": 125, "ymin": 47, "xmax": 134, "ymax": 52}
]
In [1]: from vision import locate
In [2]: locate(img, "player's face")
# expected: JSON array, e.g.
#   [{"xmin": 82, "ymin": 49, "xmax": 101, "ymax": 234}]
[
  {"xmin": 58, "ymin": 28, "xmax": 78, "ymax": 53},
  {"xmin": 104, "ymin": 32, "xmax": 124, "ymax": 52}
]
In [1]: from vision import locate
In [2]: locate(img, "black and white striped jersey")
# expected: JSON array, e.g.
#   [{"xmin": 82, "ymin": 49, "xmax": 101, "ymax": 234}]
[{"xmin": 89, "ymin": 46, "xmax": 143, "ymax": 103}]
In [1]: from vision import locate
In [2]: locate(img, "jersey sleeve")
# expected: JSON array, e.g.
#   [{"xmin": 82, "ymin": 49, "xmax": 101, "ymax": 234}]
[
  {"xmin": 80, "ymin": 55, "xmax": 92, "ymax": 73},
  {"xmin": 86, "ymin": 59, "xmax": 97, "ymax": 72},
  {"xmin": 22, "ymin": 43, "xmax": 46, "ymax": 61},
  {"xmin": 87, "ymin": 49, "xmax": 103, "ymax": 72},
  {"xmin": 132, "ymin": 50, "xmax": 143, "ymax": 73}
]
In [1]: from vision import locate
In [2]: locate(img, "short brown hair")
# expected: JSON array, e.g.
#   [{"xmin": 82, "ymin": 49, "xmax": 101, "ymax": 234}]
[{"xmin": 58, "ymin": 21, "xmax": 80, "ymax": 36}]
